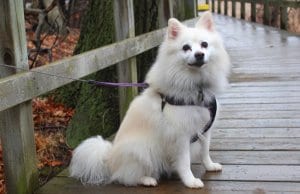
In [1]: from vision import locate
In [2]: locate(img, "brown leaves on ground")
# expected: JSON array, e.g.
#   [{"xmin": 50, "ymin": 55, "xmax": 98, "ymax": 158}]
[
  {"xmin": 33, "ymin": 97, "xmax": 74, "ymax": 169},
  {"xmin": 27, "ymin": 29, "xmax": 80, "ymax": 68}
]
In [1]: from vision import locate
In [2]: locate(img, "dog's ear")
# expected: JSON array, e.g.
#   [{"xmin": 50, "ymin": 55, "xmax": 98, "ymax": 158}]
[
  {"xmin": 196, "ymin": 11, "xmax": 215, "ymax": 32},
  {"xmin": 168, "ymin": 18, "xmax": 183, "ymax": 39}
]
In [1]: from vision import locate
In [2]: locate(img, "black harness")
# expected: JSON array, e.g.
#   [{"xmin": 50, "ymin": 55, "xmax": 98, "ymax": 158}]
[{"xmin": 158, "ymin": 91, "xmax": 217, "ymax": 143}]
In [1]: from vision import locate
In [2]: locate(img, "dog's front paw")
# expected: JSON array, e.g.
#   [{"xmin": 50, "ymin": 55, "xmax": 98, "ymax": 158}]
[
  {"xmin": 205, "ymin": 162, "xmax": 222, "ymax": 172},
  {"xmin": 140, "ymin": 176, "xmax": 158, "ymax": 187},
  {"xmin": 183, "ymin": 178, "xmax": 204, "ymax": 189}
]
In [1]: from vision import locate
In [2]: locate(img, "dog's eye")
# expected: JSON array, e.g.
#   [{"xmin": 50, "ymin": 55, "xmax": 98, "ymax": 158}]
[
  {"xmin": 182, "ymin": 44, "xmax": 191, "ymax": 51},
  {"xmin": 201, "ymin": 41, "xmax": 208, "ymax": 48}
]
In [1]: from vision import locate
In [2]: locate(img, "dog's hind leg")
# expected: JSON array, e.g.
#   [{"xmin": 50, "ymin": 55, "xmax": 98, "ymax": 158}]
[{"xmin": 197, "ymin": 131, "xmax": 222, "ymax": 172}]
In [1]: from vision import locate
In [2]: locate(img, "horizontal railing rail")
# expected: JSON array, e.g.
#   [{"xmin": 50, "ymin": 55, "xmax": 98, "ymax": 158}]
[{"xmin": 0, "ymin": 17, "xmax": 198, "ymax": 113}]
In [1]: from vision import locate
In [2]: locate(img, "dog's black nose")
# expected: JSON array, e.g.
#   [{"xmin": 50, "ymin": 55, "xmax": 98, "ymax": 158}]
[{"xmin": 195, "ymin": 52, "xmax": 204, "ymax": 61}]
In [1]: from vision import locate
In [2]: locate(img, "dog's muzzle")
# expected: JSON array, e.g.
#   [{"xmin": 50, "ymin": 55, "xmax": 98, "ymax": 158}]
[{"xmin": 188, "ymin": 52, "xmax": 205, "ymax": 67}]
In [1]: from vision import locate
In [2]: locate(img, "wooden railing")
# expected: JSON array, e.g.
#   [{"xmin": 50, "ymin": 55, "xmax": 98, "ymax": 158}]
[
  {"xmin": 210, "ymin": 0, "xmax": 300, "ymax": 30},
  {"xmin": 0, "ymin": 0, "xmax": 197, "ymax": 193}
]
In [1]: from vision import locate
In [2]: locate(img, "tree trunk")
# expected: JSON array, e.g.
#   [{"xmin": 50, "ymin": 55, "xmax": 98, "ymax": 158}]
[
  {"xmin": 134, "ymin": 0, "xmax": 159, "ymax": 82},
  {"xmin": 60, "ymin": 0, "xmax": 119, "ymax": 148}
]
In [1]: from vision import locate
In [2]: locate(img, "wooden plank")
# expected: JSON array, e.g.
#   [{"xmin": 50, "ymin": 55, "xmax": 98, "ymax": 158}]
[
  {"xmin": 226, "ymin": 86, "xmax": 300, "ymax": 92},
  {"xmin": 209, "ymin": 151, "xmax": 300, "ymax": 165},
  {"xmin": 0, "ymin": 17, "xmax": 200, "ymax": 113},
  {"xmin": 213, "ymin": 128, "xmax": 300, "ymax": 138},
  {"xmin": 229, "ymin": 81, "xmax": 300, "ymax": 87},
  {"xmin": 220, "ymin": 91, "xmax": 300, "ymax": 98},
  {"xmin": 36, "ymin": 177, "xmax": 300, "ymax": 194},
  {"xmin": 221, "ymin": 103, "xmax": 300, "ymax": 111},
  {"xmin": 215, "ymin": 119, "xmax": 300, "ymax": 128},
  {"xmin": 210, "ymin": 138, "xmax": 300, "ymax": 151},
  {"xmin": 0, "ymin": 1, "xmax": 38, "ymax": 194},
  {"xmin": 113, "ymin": 0, "xmax": 138, "ymax": 119},
  {"xmin": 218, "ymin": 110, "xmax": 300, "ymax": 119},
  {"xmin": 219, "ymin": 96, "xmax": 300, "ymax": 104},
  {"xmin": 195, "ymin": 165, "xmax": 300, "ymax": 182},
  {"xmin": 233, "ymin": 67, "xmax": 300, "ymax": 74}
]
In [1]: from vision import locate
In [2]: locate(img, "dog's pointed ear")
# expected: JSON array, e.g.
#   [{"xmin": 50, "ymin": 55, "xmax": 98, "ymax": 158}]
[
  {"xmin": 168, "ymin": 18, "xmax": 183, "ymax": 39},
  {"xmin": 196, "ymin": 11, "xmax": 215, "ymax": 32}
]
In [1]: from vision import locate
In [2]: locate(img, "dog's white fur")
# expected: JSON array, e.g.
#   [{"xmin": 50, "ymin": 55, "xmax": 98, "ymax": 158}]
[{"xmin": 70, "ymin": 12, "xmax": 231, "ymax": 188}]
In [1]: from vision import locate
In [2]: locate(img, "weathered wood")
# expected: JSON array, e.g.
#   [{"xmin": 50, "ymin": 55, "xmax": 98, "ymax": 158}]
[
  {"xmin": 232, "ymin": 0, "xmax": 236, "ymax": 17},
  {"xmin": 240, "ymin": 0, "xmax": 245, "ymax": 19},
  {"xmin": 209, "ymin": 151, "xmax": 300, "ymax": 165},
  {"xmin": 211, "ymin": 0, "xmax": 215, "ymax": 12},
  {"xmin": 113, "ymin": 0, "xmax": 138, "ymax": 119},
  {"xmin": 195, "ymin": 165, "xmax": 300, "ymax": 182},
  {"xmin": 224, "ymin": 0, "xmax": 228, "ymax": 15},
  {"xmin": 36, "ymin": 176, "xmax": 300, "ymax": 194},
  {"xmin": 215, "ymin": 119, "xmax": 300, "ymax": 128},
  {"xmin": 221, "ymin": 91, "xmax": 300, "ymax": 98},
  {"xmin": 0, "ymin": 17, "xmax": 199, "ymax": 113},
  {"xmin": 263, "ymin": 0, "xmax": 270, "ymax": 25},
  {"xmin": 213, "ymin": 128, "xmax": 300, "ymax": 138},
  {"xmin": 217, "ymin": 0, "xmax": 221, "ymax": 14},
  {"xmin": 218, "ymin": 110, "xmax": 300, "ymax": 119},
  {"xmin": 221, "ymin": 103, "xmax": 300, "ymax": 111},
  {"xmin": 280, "ymin": 5, "xmax": 288, "ymax": 30},
  {"xmin": 0, "ymin": 1, "xmax": 38, "ymax": 194},
  {"xmin": 250, "ymin": 0, "xmax": 256, "ymax": 22},
  {"xmin": 210, "ymin": 138, "xmax": 300, "ymax": 151},
  {"xmin": 219, "ymin": 96, "xmax": 300, "ymax": 104},
  {"xmin": 158, "ymin": 0, "xmax": 171, "ymax": 27}
]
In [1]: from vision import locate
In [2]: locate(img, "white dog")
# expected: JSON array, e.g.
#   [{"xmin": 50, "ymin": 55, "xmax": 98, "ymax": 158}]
[{"xmin": 70, "ymin": 11, "xmax": 231, "ymax": 188}]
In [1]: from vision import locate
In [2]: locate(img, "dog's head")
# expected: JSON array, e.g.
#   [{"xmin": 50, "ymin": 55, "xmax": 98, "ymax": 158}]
[
  {"xmin": 147, "ymin": 12, "xmax": 230, "ymax": 94},
  {"xmin": 165, "ymin": 11, "xmax": 223, "ymax": 70}
]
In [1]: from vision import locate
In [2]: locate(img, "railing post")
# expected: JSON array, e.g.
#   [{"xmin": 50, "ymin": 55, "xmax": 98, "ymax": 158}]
[
  {"xmin": 263, "ymin": 0, "xmax": 270, "ymax": 25},
  {"xmin": 232, "ymin": 0, "xmax": 236, "ymax": 17},
  {"xmin": 0, "ymin": 0, "xmax": 38, "ymax": 194},
  {"xmin": 159, "ymin": 0, "xmax": 172, "ymax": 27},
  {"xmin": 280, "ymin": 4, "xmax": 288, "ymax": 30},
  {"xmin": 217, "ymin": 0, "xmax": 221, "ymax": 14},
  {"xmin": 113, "ymin": 0, "xmax": 138, "ymax": 120},
  {"xmin": 251, "ymin": 0, "xmax": 256, "ymax": 22},
  {"xmin": 241, "ymin": 0, "xmax": 246, "ymax": 19},
  {"xmin": 224, "ymin": 0, "xmax": 228, "ymax": 15},
  {"xmin": 212, "ymin": 0, "xmax": 215, "ymax": 13}
]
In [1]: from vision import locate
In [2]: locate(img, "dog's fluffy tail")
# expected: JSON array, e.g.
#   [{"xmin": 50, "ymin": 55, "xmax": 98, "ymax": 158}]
[{"xmin": 69, "ymin": 135, "xmax": 112, "ymax": 184}]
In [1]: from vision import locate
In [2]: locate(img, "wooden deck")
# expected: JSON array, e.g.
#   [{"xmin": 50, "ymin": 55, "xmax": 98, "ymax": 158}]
[{"xmin": 36, "ymin": 15, "xmax": 300, "ymax": 194}]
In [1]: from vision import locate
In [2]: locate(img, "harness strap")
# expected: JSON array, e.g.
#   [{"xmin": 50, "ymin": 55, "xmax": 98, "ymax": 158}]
[
  {"xmin": 158, "ymin": 92, "xmax": 217, "ymax": 141},
  {"xmin": 190, "ymin": 96, "xmax": 217, "ymax": 143}
]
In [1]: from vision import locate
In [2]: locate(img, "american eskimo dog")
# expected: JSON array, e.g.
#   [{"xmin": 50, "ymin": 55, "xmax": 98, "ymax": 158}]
[{"xmin": 70, "ymin": 11, "xmax": 231, "ymax": 188}]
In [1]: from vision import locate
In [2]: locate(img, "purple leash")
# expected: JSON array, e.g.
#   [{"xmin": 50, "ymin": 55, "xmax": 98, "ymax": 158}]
[
  {"xmin": 0, "ymin": 63, "xmax": 149, "ymax": 88},
  {"xmin": 87, "ymin": 80, "xmax": 149, "ymax": 88}
]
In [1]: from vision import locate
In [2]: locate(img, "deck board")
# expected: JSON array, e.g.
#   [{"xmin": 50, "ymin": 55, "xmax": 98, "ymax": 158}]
[{"xmin": 36, "ymin": 14, "xmax": 300, "ymax": 194}]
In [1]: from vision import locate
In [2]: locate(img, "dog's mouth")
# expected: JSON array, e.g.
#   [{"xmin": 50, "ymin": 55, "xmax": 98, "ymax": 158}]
[{"xmin": 188, "ymin": 61, "xmax": 205, "ymax": 68}]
